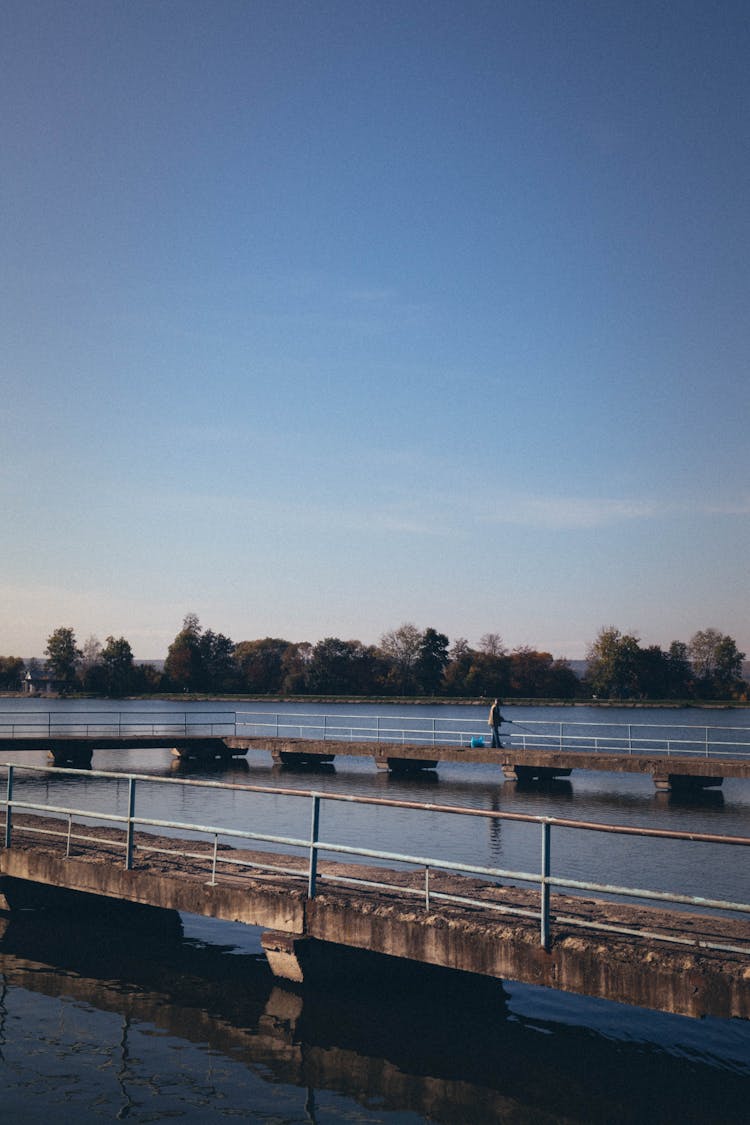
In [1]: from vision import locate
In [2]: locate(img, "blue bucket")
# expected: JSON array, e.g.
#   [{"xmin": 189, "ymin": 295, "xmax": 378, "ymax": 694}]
[{"xmin": 470, "ymin": 736, "xmax": 485, "ymax": 748}]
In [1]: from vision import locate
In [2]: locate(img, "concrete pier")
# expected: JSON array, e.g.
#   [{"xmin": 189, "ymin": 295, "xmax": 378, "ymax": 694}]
[
  {"xmin": 1, "ymin": 814, "xmax": 747, "ymax": 1020},
  {"xmin": 2, "ymin": 723, "xmax": 749, "ymax": 791}
]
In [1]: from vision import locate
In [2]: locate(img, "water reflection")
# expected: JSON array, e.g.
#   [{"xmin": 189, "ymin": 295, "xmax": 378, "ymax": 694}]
[
  {"xmin": 0, "ymin": 906, "xmax": 748, "ymax": 1124},
  {"xmin": 655, "ymin": 787, "xmax": 726, "ymax": 810}
]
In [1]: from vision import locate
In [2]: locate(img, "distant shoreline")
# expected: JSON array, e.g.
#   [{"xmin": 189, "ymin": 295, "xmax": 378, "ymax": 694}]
[{"xmin": 2, "ymin": 691, "xmax": 747, "ymax": 710}]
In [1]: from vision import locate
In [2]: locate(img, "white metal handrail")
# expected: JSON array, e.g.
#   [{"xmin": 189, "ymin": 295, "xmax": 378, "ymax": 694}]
[
  {"xmin": 1, "ymin": 709, "xmax": 749, "ymax": 759},
  {"xmin": 2, "ymin": 762, "xmax": 749, "ymax": 955}
]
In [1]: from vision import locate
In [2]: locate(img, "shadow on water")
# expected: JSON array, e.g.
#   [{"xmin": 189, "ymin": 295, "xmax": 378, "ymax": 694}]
[
  {"xmin": 0, "ymin": 904, "xmax": 748, "ymax": 1124},
  {"xmin": 509, "ymin": 778, "xmax": 575, "ymax": 799},
  {"xmin": 655, "ymin": 787, "xmax": 726, "ymax": 810}
]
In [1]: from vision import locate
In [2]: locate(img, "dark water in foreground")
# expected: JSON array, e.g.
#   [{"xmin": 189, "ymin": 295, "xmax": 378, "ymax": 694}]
[
  {"xmin": 1, "ymin": 700, "xmax": 749, "ymax": 1121},
  {"xmin": 1, "ymin": 907, "xmax": 749, "ymax": 1124}
]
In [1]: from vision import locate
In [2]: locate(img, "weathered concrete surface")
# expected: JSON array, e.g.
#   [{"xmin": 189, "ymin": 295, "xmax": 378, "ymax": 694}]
[
  {"xmin": 1, "ymin": 815, "xmax": 747, "ymax": 1019},
  {"xmin": 499, "ymin": 747, "xmax": 745, "ymax": 787},
  {"xmin": 303, "ymin": 893, "xmax": 750, "ymax": 1020},
  {"xmin": 0, "ymin": 818, "xmax": 305, "ymax": 933}
]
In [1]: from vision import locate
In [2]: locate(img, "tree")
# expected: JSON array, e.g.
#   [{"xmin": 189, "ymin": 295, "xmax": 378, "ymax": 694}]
[
  {"xmin": 199, "ymin": 629, "xmax": 236, "ymax": 693},
  {"xmin": 306, "ymin": 638, "xmax": 348, "ymax": 694},
  {"xmin": 415, "ymin": 627, "xmax": 450, "ymax": 695},
  {"xmin": 585, "ymin": 626, "xmax": 642, "ymax": 699},
  {"xmin": 280, "ymin": 642, "xmax": 313, "ymax": 694},
  {"xmin": 479, "ymin": 633, "xmax": 506, "ymax": 657},
  {"xmin": 164, "ymin": 616, "xmax": 236, "ymax": 693},
  {"xmin": 463, "ymin": 650, "xmax": 510, "ymax": 698},
  {"xmin": 0, "ymin": 656, "xmax": 25, "ymax": 691},
  {"xmin": 634, "ymin": 645, "xmax": 670, "ymax": 700},
  {"xmin": 713, "ymin": 634, "xmax": 746, "ymax": 697},
  {"xmin": 164, "ymin": 614, "xmax": 203, "ymax": 691},
  {"xmin": 45, "ymin": 627, "xmax": 81, "ymax": 692},
  {"xmin": 666, "ymin": 641, "xmax": 693, "ymax": 699},
  {"xmin": 101, "ymin": 635, "xmax": 135, "ymax": 697},
  {"xmin": 79, "ymin": 634, "xmax": 105, "ymax": 693},
  {"xmin": 234, "ymin": 638, "xmax": 294, "ymax": 694},
  {"xmin": 689, "ymin": 629, "xmax": 746, "ymax": 698},
  {"xmin": 507, "ymin": 647, "xmax": 580, "ymax": 698},
  {"xmin": 443, "ymin": 638, "xmax": 474, "ymax": 695},
  {"xmin": 378, "ymin": 623, "xmax": 423, "ymax": 694}
]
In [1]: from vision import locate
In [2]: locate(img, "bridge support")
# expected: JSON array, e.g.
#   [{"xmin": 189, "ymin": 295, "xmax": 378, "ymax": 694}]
[
  {"xmin": 170, "ymin": 739, "xmax": 239, "ymax": 762},
  {"xmin": 652, "ymin": 773, "xmax": 723, "ymax": 792},
  {"xmin": 261, "ymin": 930, "xmax": 311, "ymax": 983},
  {"xmin": 270, "ymin": 749, "xmax": 336, "ymax": 768},
  {"xmin": 47, "ymin": 743, "xmax": 93, "ymax": 768},
  {"xmin": 374, "ymin": 751, "xmax": 438, "ymax": 773},
  {"xmin": 502, "ymin": 763, "xmax": 572, "ymax": 783}
]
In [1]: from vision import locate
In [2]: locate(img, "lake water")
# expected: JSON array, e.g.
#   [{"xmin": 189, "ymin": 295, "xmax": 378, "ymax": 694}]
[{"xmin": 1, "ymin": 698, "xmax": 749, "ymax": 1122}]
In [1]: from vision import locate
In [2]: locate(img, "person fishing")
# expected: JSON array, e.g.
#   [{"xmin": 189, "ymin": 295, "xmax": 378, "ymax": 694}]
[{"xmin": 488, "ymin": 698, "xmax": 504, "ymax": 748}]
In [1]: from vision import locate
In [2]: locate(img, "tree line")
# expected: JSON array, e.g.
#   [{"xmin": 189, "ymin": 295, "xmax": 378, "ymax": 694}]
[
  {"xmin": 0, "ymin": 617, "xmax": 745, "ymax": 701},
  {"xmin": 585, "ymin": 625, "xmax": 746, "ymax": 701}
]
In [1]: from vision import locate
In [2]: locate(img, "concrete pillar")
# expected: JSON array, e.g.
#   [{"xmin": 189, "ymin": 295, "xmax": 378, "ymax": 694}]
[
  {"xmin": 47, "ymin": 745, "xmax": 93, "ymax": 768},
  {"xmin": 373, "ymin": 752, "xmax": 438, "ymax": 773},
  {"xmin": 653, "ymin": 773, "xmax": 723, "ymax": 792},
  {"xmin": 271, "ymin": 750, "xmax": 335, "ymax": 768},
  {"xmin": 261, "ymin": 930, "xmax": 311, "ymax": 983}
]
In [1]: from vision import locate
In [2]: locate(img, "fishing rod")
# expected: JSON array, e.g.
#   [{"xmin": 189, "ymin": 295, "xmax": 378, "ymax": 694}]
[{"xmin": 503, "ymin": 719, "xmax": 541, "ymax": 738}]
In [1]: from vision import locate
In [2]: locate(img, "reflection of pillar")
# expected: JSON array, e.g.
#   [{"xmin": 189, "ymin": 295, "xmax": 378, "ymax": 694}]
[
  {"xmin": 0, "ymin": 975, "xmax": 7, "ymax": 1054},
  {"xmin": 116, "ymin": 1013, "xmax": 135, "ymax": 1120},
  {"xmin": 488, "ymin": 791, "xmax": 503, "ymax": 858},
  {"xmin": 258, "ymin": 986, "xmax": 304, "ymax": 1040},
  {"xmin": 304, "ymin": 1087, "xmax": 318, "ymax": 1125}
]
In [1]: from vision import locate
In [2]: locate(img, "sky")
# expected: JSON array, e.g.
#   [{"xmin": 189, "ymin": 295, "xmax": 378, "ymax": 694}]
[{"xmin": 2, "ymin": 0, "xmax": 748, "ymax": 661}]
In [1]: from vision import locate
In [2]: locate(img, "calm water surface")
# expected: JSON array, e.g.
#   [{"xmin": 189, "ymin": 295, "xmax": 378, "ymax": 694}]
[{"xmin": 1, "ymin": 699, "xmax": 749, "ymax": 1122}]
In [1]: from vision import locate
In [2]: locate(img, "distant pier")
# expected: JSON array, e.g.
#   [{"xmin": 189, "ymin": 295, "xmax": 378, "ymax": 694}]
[{"xmin": 2, "ymin": 709, "xmax": 750, "ymax": 791}]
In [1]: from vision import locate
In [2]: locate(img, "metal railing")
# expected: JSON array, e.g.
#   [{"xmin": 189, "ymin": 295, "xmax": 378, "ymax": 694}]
[
  {"xmin": 234, "ymin": 710, "xmax": 750, "ymax": 759},
  {"xmin": 2, "ymin": 762, "xmax": 748, "ymax": 955},
  {"xmin": 0, "ymin": 711, "xmax": 236, "ymax": 739},
  {"xmin": 1, "ymin": 709, "xmax": 749, "ymax": 759}
]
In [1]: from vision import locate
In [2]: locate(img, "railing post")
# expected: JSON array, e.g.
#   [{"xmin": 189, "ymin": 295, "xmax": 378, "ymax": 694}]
[
  {"xmin": 323, "ymin": 714, "xmax": 327, "ymax": 741},
  {"xmin": 209, "ymin": 834, "xmax": 218, "ymax": 886},
  {"xmin": 705, "ymin": 727, "xmax": 710, "ymax": 758},
  {"xmin": 425, "ymin": 865, "xmax": 431, "ymax": 912},
  {"xmin": 540, "ymin": 820, "xmax": 551, "ymax": 950},
  {"xmin": 308, "ymin": 794, "xmax": 320, "ymax": 899},
  {"xmin": 5, "ymin": 764, "xmax": 14, "ymax": 848},
  {"xmin": 559, "ymin": 722, "xmax": 563, "ymax": 751},
  {"xmin": 627, "ymin": 724, "xmax": 632, "ymax": 754},
  {"xmin": 432, "ymin": 718, "xmax": 436, "ymax": 746},
  {"xmin": 125, "ymin": 777, "xmax": 136, "ymax": 870}
]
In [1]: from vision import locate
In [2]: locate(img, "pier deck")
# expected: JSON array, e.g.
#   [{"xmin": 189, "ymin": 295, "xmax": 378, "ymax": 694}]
[{"xmin": 1, "ymin": 812, "xmax": 748, "ymax": 1020}]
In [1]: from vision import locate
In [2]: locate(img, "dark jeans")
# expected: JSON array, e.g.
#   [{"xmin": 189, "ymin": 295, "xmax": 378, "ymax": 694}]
[{"xmin": 491, "ymin": 725, "xmax": 501, "ymax": 748}]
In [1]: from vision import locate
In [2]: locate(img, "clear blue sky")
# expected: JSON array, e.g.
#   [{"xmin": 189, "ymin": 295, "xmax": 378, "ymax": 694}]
[{"xmin": 2, "ymin": 1, "xmax": 748, "ymax": 660}]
